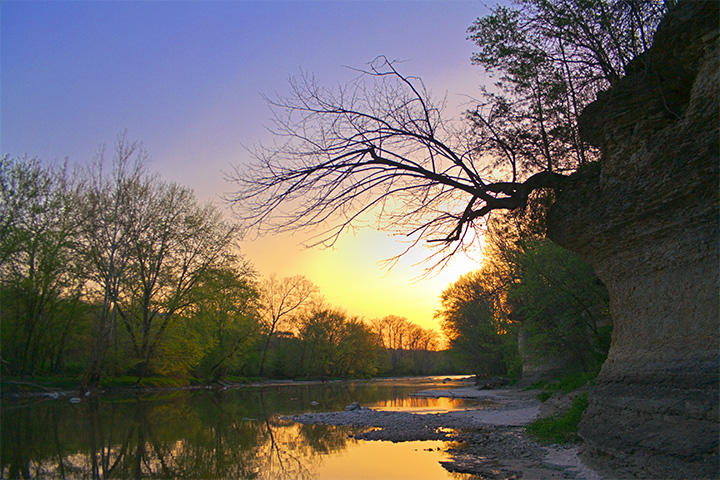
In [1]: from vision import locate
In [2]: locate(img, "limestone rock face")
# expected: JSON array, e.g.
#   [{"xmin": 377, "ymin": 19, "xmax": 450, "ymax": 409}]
[{"xmin": 546, "ymin": 1, "xmax": 719, "ymax": 477}]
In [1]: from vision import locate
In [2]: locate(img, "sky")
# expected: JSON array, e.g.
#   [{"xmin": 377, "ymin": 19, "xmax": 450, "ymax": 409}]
[{"xmin": 1, "ymin": 0, "xmax": 498, "ymax": 333}]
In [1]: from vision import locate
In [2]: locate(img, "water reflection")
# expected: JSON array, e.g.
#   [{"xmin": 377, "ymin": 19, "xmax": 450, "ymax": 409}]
[
  {"xmin": 2, "ymin": 378, "xmax": 478, "ymax": 479},
  {"xmin": 371, "ymin": 395, "xmax": 492, "ymax": 413}
]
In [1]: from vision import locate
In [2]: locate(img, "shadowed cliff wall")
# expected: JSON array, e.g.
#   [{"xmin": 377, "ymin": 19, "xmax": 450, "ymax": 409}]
[{"xmin": 546, "ymin": 1, "xmax": 719, "ymax": 477}]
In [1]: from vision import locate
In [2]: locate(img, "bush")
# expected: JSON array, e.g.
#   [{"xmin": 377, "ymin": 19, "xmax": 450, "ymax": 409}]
[
  {"xmin": 537, "ymin": 390, "xmax": 553, "ymax": 402},
  {"xmin": 535, "ymin": 371, "xmax": 594, "ymax": 401},
  {"xmin": 526, "ymin": 393, "xmax": 589, "ymax": 443}
]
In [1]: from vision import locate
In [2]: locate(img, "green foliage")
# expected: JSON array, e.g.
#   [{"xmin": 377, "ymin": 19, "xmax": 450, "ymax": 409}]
[
  {"xmin": 508, "ymin": 239, "xmax": 611, "ymax": 374},
  {"xmin": 155, "ymin": 317, "xmax": 208, "ymax": 379},
  {"xmin": 437, "ymin": 269, "xmax": 520, "ymax": 378},
  {"xmin": 0, "ymin": 149, "xmax": 257, "ymax": 384},
  {"xmin": 535, "ymin": 371, "xmax": 594, "ymax": 402},
  {"xmin": 0, "ymin": 156, "xmax": 88, "ymax": 377},
  {"xmin": 438, "ymin": 191, "xmax": 611, "ymax": 384},
  {"xmin": 526, "ymin": 393, "xmax": 589, "ymax": 444},
  {"xmin": 299, "ymin": 309, "xmax": 382, "ymax": 378},
  {"xmin": 189, "ymin": 264, "xmax": 261, "ymax": 379},
  {"xmin": 467, "ymin": 0, "xmax": 667, "ymax": 175}
]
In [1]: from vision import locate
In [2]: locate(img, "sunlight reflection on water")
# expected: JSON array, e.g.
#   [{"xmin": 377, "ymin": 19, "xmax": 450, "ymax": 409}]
[
  {"xmin": 315, "ymin": 439, "xmax": 465, "ymax": 480},
  {"xmin": 369, "ymin": 395, "xmax": 496, "ymax": 414}
]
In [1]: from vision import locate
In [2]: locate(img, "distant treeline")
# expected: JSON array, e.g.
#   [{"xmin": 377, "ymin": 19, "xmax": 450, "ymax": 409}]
[{"xmin": 0, "ymin": 148, "xmax": 457, "ymax": 386}]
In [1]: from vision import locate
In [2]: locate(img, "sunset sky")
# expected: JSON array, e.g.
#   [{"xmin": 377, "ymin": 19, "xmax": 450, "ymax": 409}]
[{"xmin": 1, "ymin": 0, "xmax": 496, "ymax": 332}]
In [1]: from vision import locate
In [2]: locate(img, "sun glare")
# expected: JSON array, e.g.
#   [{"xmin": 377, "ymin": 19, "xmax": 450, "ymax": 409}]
[{"xmin": 242, "ymin": 227, "xmax": 483, "ymax": 333}]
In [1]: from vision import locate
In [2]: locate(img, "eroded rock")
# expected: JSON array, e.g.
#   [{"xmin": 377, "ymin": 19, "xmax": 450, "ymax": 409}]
[{"xmin": 547, "ymin": 1, "xmax": 719, "ymax": 477}]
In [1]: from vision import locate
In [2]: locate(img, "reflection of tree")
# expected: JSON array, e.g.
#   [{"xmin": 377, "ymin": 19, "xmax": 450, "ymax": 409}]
[
  {"xmin": 262, "ymin": 417, "xmax": 313, "ymax": 480},
  {"xmin": 1, "ymin": 388, "xmax": 360, "ymax": 479},
  {"xmin": 298, "ymin": 423, "xmax": 352, "ymax": 455}
]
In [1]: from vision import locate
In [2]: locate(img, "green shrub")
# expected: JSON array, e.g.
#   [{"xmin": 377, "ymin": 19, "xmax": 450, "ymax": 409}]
[
  {"xmin": 537, "ymin": 390, "xmax": 552, "ymax": 402},
  {"xmin": 556, "ymin": 372, "xmax": 591, "ymax": 392},
  {"xmin": 526, "ymin": 379, "xmax": 549, "ymax": 390},
  {"xmin": 526, "ymin": 393, "xmax": 589, "ymax": 443},
  {"xmin": 535, "ymin": 371, "xmax": 595, "ymax": 401}
]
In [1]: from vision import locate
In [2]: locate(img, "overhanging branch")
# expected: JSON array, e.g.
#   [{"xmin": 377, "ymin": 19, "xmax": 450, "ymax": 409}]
[{"xmin": 428, "ymin": 170, "xmax": 567, "ymax": 243}]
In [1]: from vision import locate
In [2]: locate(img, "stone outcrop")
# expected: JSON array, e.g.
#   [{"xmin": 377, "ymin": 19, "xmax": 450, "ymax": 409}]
[{"xmin": 546, "ymin": 1, "xmax": 719, "ymax": 478}]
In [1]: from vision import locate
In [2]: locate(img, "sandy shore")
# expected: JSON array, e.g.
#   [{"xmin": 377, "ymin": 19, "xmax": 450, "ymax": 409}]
[{"xmin": 282, "ymin": 387, "xmax": 604, "ymax": 480}]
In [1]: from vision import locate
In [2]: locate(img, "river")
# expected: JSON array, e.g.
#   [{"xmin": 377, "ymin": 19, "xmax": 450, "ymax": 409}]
[{"xmin": 2, "ymin": 376, "xmax": 489, "ymax": 479}]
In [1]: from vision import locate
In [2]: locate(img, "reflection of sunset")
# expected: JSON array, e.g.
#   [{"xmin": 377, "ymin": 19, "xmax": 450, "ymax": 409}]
[
  {"xmin": 369, "ymin": 395, "xmax": 494, "ymax": 414},
  {"xmin": 316, "ymin": 440, "xmax": 457, "ymax": 480},
  {"xmin": 242, "ymin": 228, "xmax": 483, "ymax": 332}
]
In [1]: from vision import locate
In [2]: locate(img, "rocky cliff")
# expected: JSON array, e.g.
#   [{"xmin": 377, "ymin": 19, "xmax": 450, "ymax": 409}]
[{"xmin": 546, "ymin": 1, "xmax": 719, "ymax": 478}]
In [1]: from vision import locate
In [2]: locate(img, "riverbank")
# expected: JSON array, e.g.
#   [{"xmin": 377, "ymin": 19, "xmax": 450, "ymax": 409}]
[
  {"xmin": 0, "ymin": 375, "xmax": 474, "ymax": 400},
  {"xmin": 283, "ymin": 387, "xmax": 604, "ymax": 480}
]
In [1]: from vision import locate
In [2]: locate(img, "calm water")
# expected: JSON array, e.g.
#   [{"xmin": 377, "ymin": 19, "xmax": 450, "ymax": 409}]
[{"xmin": 1, "ymin": 377, "xmax": 488, "ymax": 479}]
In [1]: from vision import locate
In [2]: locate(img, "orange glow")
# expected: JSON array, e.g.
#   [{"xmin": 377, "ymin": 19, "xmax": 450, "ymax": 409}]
[
  {"xmin": 241, "ymin": 228, "xmax": 482, "ymax": 333},
  {"xmin": 371, "ymin": 395, "xmax": 487, "ymax": 414},
  {"xmin": 315, "ymin": 440, "xmax": 458, "ymax": 480}
]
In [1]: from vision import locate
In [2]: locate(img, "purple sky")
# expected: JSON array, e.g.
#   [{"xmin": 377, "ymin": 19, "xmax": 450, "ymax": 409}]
[{"xmin": 1, "ymin": 0, "xmax": 497, "ymax": 330}]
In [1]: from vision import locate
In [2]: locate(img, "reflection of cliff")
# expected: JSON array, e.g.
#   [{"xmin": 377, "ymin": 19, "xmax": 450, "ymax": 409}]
[{"xmin": 547, "ymin": 1, "xmax": 719, "ymax": 477}]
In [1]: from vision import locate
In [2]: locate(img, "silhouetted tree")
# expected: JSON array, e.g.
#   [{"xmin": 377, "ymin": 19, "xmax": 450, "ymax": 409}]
[
  {"xmin": 226, "ymin": 2, "xmax": 666, "ymax": 264},
  {"xmin": 371, "ymin": 315, "xmax": 439, "ymax": 373}
]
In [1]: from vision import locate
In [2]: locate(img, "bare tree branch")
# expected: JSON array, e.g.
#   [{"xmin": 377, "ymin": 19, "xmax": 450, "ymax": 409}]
[{"xmin": 226, "ymin": 57, "xmax": 566, "ymax": 262}]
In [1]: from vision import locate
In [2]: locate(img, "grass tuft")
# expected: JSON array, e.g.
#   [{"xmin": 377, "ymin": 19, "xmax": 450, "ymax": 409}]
[
  {"xmin": 534, "ymin": 371, "xmax": 594, "ymax": 401},
  {"xmin": 526, "ymin": 392, "xmax": 589, "ymax": 444}
]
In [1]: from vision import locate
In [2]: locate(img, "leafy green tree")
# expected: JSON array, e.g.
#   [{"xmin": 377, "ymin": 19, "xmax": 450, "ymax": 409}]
[
  {"xmin": 77, "ymin": 138, "xmax": 241, "ymax": 381},
  {"xmin": 335, "ymin": 317, "xmax": 381, "ymax": 377},
  {"xmin": 79, "ymin": 136, "xmax": 151, "ymax": 384},
  {"xmin": 299, "ymin": 308, "xmax": 345, "ymax": 377},
  {"xmin": 508, "ymin": 239, "xmax": 611, "ymax": 374},
  {"xmin": 112, "ymin": 179, "xmax": 239, "ymax": 378},
  {"xmin": 0, "ymin": 156, "xmax": 85, "ymax": 376},
  {"xmin": 77, "ymin": 135, "xmax": 244, "ymax": 383},
  {"xmin": 438, "ymin": 190, "xmax": 610, "ymax": 380},
  {"xmin": 299, "ymin": 308, "xmax": 380, "ymax": 378},
  {"xmin": 189, "ymin": 262, "xmax": 261, "ymax": 379},
  {"xmin": 437, "ymin": 269, "xmax": 519, "ymax": 378}
]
